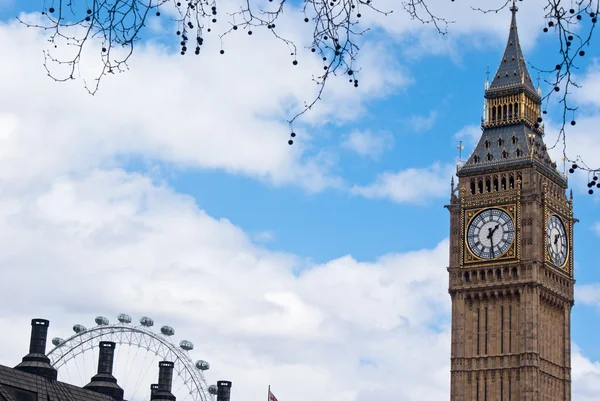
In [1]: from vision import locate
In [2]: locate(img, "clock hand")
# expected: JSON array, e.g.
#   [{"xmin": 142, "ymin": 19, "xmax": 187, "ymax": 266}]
[{"xmin": 554, "ymin": 233, "xmax": 560, "ymax": 245}]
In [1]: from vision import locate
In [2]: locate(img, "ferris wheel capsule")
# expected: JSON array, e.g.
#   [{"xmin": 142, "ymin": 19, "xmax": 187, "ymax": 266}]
[
  {"xmin": 117, "ymin": 313, "xmax": 132, "ymax": 323},
  {"xmin": 160, "ymin": 325, "xmax": 175, "ymax": 336},
  {"xmin": 95, "ymin": 316, "xmax": 109, "ymax": 326},
  {"xmin": 73, "ymin": 324, "xmax": 86, "ymax": 333},
  {"xmin": 179, "ymin": 340, "xmax": 194, "ymax": 351},
  {"xmin": 52, "ymin": 337, "xmax": 65, "ymax": 346},
  {"xmin": 208, "ymin": 384, "xmax": 218, "ymax": 395},
  {"xmin": 140, "ymin": 316, "xmax": 154, "ymax": 327},
  {"xmin": 195, "ymin": 360, "xmax": 210, "ymax": 370}
]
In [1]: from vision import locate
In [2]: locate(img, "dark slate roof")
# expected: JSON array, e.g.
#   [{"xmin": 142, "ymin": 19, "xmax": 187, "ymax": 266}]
[
  {"xmin": 487, "ymin": 5, "xmax": 537, "ymax": 95},
  {"xmin": 458, "ymin": 123, "xmax": 566, "ymax": 185},
  {"xmin": 0, "ymin": 364, "xmax": 119, "ymax": 401}
]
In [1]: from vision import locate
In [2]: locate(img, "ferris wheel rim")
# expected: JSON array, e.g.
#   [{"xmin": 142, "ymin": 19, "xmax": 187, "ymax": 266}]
[{"xmin": 46, "ymin": 322, "xmax": 212, "ymax": 401}]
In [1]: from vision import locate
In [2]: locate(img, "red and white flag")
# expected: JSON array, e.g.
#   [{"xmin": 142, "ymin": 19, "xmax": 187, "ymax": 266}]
[{"xmin": 268, "ymin": 389, "xmax": 279, "ymax": 401}]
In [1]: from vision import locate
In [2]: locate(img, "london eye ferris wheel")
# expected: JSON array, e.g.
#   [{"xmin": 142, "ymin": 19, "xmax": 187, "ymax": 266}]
[{"xmin": 46, "ymin": 313, "xmax": 219, "ymax": 401}]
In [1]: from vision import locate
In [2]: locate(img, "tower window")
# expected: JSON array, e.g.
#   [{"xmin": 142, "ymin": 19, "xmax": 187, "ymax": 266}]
[
  {"xmin": 509, "ymin": 175, "xmax": 515, "ymax": 189},
  {"xmin": 485, "ymin": 178, "xmax": 491, "ymax": 192},
  {"xmin": 478, "ymin": 180, "xmax": 484, "ymax": 194},
  {"xmin": 512, "ymin": 267, "xmax": 518, "ymax": 279},
  {"xmin": 484, "ymin": 307, "xmax": 488, "ymax": 354},
  {"xmin": 508, "ymin": 103, "xmax": 513, "ymax": 119},
  {"xmin": 502, "ymin": 150, "xmax": 508, "ymax": 159},
  {"xmin": 501, "ymin": 176, "xmax": 507, "ymax": 190},
  {"xmin": 496, "ymin": 269, "xmax": 501, "ymax": 279},
  {"xmin": 515, "ymin": 103, "xmax": 519, "ymax": 118},
  {"xmin": 465, "ymin": 272, "xmax": 471, "ymax": 282},
  {"xmin": 480, "ymin": 270, "xmax": 486, "ymax": 280},
  {"xmin": 474, "ymin": 155, "xmax": 480, "ymax": 163},
  {"xmin": 485, "ymin": 140, "xmax": 490, "ymax": 149},
  {"xmin": 509, "ymin": 305, "xmax": 512, "ymax": 353},
  {"xmin": 501, "ymin": 305, "xmax": 505, "ymax": 353},
  {"xmin": 487, "ymin": 153, "xmax": 493, "ymax": 161},
  {"xmin": 498, "ymin": 137, "xmax": 504, "ymax": 147},
  {"xmin": 493, "ymin": 177, "xmax": 499, "ymax": 191},
  {"xmin": 477, "ymin": 307, "xmax": 481, "ymax": 356},
  {"xmin": 516, "ymin": 148, "xmax": 522, "ymax": 157},
  {"xmin": 511, "ymin": 135, "xmax": 517, "ymax": 144},
  {"xmin": 471, "ymin": 180, "xmax": 476, "ymax": 194}
]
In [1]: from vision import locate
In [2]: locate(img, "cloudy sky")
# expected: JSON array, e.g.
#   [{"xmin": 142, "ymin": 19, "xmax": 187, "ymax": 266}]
[{"xmin": 0, "ymin": 0, "xmax": 600, "ymax": 400}]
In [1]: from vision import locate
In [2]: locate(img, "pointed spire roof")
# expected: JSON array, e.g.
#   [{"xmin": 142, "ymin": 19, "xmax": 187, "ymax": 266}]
[{"xmin": 487, "ymin": 3, "xmax": 537, "ymax": 94}]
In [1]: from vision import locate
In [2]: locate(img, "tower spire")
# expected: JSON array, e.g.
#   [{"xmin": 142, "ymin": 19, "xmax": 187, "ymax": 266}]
[
  {"xmin": 487, "ymin": 1, "xmax": 536, "ymax": 94},
  {"xmin": 457, "ymin": 4, "xmax": 565, "ymax": 185}
]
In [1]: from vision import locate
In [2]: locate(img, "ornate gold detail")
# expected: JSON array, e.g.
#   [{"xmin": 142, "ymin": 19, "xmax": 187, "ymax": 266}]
[{"xmin": 462, "ymin": 204, "xmax": 518, "ymax": 266}]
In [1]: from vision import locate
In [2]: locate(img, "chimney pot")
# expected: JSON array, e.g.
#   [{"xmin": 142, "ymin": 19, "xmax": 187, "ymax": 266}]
[
  {"xmin": 14, "ymin": 318, "xmax": 57, "ymax": 380},
  {"xmin": 151, "ymin": 361, "xmax": 176, "ymax": 401},
  {"xmin": 217, "ymin": 381, "xmax": 233, "ymax": 401},
  {"xmin": 84, "ymin": 341, "xmax": 124, "ymax": 400}
]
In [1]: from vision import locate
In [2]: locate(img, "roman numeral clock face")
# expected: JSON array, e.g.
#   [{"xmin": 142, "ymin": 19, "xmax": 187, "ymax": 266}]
[
  {"xmin": 547, "ymin": 215, "xmax": 568, "ymax": 267},
  {"xmin": 467, "ymin": 208, "xmax": 515, "ymax": 259}
]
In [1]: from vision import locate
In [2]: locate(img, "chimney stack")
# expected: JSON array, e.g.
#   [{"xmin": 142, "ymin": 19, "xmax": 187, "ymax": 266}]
[
  {"xmin": 83, "ymin": 342, "xmax": 124, "ymax": 401},
  {"xmin": 217, "ymin": 381, "xmax": 232, "ymax": 401},
  {"xmin": 150, "ymin": 383, "xmax": 159, "ymax": 397},
  {"xmin": 14, "ymin": 318, "xmax": 58, "ymax": 380},
  {"xmin": 151, "ymin": 361, "xmax": 176, "ymax": 401}
]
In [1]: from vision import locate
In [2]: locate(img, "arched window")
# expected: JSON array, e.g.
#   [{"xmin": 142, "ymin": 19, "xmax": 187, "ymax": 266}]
[
  {"xmin": 516, "ymin": 148, "xmax": 522, "ymax": 157},
  {"xmin": 512, "ymin": 268, "xmax": 518, "ymax": 279},
  {"xmin": 501, "ymin": 176, "xmax": 507, "ymax": 190},
  {"xmin": 503, "ymin": 104, "xmax": 508, "ymax": 120},
  {"xmin": 471, "ymin": 180, "xmax": 476, "ymax": 194},
  {"xmin": 485, "ymin": 178, "xmax": 491, "ymax": 192},
  {"xmin": 492, "ymin": 107, "xmax": 497, "ymax": 123},
  {"xmin": 509, "ymin": 175, "xmax": 515, "ymax": 189},
  {"xmin": 487, "ymin": 153, "xmax": 493, "ymax": 161},
  {"xmin": 498, "ymin": 137, "xmax": 504, "ymax": 147},
  {"xmin": 502, "ymin": 150, "xmax": 508, "ymax": 159},
  {"xmin": 496, "ymin": 269, "xmax": 502, "ymax": 279},
  {"xmin": 514, "ymin": 103, "xmax": 519, "ymax": 118},
  {"xmin": 511, "ymin": 135, "xmax": 517, "ymax": 145},
  {"xmin": 485, "ymin": 140, "xmax": 490, "ymax": 149},
  {"xmin": 478, "ymin": 179, "xmax": 484, "ymax": 194},
  {"xmin": 493, "ymin": 177, "xmax": 499, "ymax": 191},
  {"xmin": 474, "ymin": 155, "xmax": 480, "ymax": 163},
  {"xmin": 465, "ymin": 272, "xmax": 471, "ymax": 282},
  {"xmin": 508, "ymin": 103, "xmax": 513, "ymax": 119}
]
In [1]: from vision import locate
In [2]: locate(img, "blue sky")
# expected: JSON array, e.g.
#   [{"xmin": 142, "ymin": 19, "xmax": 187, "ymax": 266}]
[{"xmin": 0, "ymin": 1, "xmax": 600, "ymax": 400}]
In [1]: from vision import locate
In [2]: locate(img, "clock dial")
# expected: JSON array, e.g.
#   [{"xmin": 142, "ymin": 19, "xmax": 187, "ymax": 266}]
[
  {"xmin": 467, "ymin": 208, "xmax": 515, "ymax": 259},
  {"xmin": 547, "ymin": 215, "xmax": 568, "ymax": 267}
]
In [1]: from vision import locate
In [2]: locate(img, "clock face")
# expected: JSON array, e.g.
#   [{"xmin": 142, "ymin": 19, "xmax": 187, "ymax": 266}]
[
  {"xmin": 547, "ymin": 215, "xmax": 568, "ymax": 267},
  {"xmin": 467, "ymin": 208, "xmax": 515, "ymax": 259}
]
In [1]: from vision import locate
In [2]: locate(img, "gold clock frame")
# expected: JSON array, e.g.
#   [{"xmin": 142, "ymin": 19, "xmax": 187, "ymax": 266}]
[
  {"xmin": 462, "ymin": 204, "xmax": 518, "ymax": 266},
  {"xmin": 544, "ymin": 210, "xmax": 570, "ymax": 272}
]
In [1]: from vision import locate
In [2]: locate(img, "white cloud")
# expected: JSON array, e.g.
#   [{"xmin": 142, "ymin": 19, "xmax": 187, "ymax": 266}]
[
  {"xmin": 407, "ymin": 111, "xmax": 437, "ymax": 132},
  {"xmin": 0, "ymin": 167, "xmax": 451, "ymax": 401},
  {"xmin": 576, "ymin": 283, "xmax": 600, "ymax": 307},
  {"xmin": 454, "ymin": 124, "xmax": 482, "ymax": 148},
  {"xmin": 573, "ymin": 344, "xmax": 600, "ymax": 401},
  {"xmin": 341, "ymin": 130, "xmax": 394, "ymax": 159},
  {"xmin": 351, "ymin": 163, "xmax": 456, "ymax": 204},
  {"xmin": 0, "ymin": 10, "xmax": 408, "ymax": 193},
  {"xmin": 594, "ymin": 222, "xmax": 600, "ymax": 236}
]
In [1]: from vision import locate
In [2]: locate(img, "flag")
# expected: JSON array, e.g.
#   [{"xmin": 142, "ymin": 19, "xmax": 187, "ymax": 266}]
[{"xmin": 268, "ymin": 389, "xmax": 279, "ymax": 401}]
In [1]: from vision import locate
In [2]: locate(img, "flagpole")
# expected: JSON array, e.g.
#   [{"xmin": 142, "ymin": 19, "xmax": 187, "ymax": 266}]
[{"xmin": 268, "ymin": 385, "xmax": 270, "ymax": 401}]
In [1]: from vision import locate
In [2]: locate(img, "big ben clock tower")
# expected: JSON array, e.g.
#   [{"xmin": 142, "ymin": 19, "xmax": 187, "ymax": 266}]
[{"xmin": 447, "ymin": 4, "xmax": 575, "ymax": 400}]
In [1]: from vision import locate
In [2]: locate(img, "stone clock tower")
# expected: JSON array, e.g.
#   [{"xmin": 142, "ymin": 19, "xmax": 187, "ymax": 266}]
[{"xmin": 447, "ymin": 4, "xmax": 575, "ymax": 401}]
